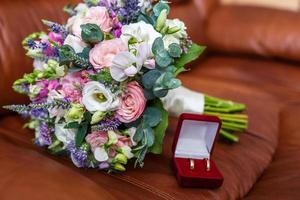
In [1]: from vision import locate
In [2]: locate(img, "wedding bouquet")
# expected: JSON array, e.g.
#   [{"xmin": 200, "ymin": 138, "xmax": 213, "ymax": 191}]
[{"xmin": 4, "ymin": 0, "xmax": 247, "ymax": 172}]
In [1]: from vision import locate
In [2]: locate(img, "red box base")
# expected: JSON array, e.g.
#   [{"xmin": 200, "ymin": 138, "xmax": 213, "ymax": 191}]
[{"xmin": 174, "ymin": 157, "xmax": 223, "ymax": 188}]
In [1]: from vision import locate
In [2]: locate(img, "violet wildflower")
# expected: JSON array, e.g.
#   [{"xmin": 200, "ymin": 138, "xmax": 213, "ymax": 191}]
[
  {"xmin": 91, "ymin": 117, "xmax": 122, "ymax": 132},
  {"xmin": 31, "ymin": 108, "xmax": 49, "ymax": 119},
  {"xmin": 68, "ymin": 142, "xmax": 88, "ymax": 168},
  {"xmin": 118, "ymin": 0, "xmax": 141, "ymax": 24},
  {"xmin": 37, "ymin": 122, "xmax": 53, "ymax": 146}
]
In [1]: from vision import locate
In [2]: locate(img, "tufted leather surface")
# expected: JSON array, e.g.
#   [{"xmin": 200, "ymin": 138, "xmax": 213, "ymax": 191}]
[
  {"xmin": 1, "ymin": 0, "xmax": 300, "ymax": 199},
  {"xmin": 205, "ymin": 5, "xmax": 300, "ymax": 62}
]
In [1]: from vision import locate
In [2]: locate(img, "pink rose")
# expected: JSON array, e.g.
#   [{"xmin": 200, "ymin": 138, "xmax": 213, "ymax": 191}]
[
  {"xmin": 85, "ymin": 131, "xmax": 108, "ymax": 152},
  {"xmin": 72, "ymin": 6, "xmax": 112, "ymax": 38},
  {"xmin": 117, "ymin": 82, "xmax": 146, "ymax": 123},
  {"xmin": 60, "ymin": 72, "xmax": 88, "ymax": 103},
  {"xmin": 84, "ymin": 6, "xmax": 112, "ymax": 32},
  {"xmin": 89, "ymin": 38, "xmax": 127, "ymax": 69}
]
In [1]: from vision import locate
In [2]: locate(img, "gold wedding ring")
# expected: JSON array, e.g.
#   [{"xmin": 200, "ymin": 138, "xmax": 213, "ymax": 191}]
[
  {"xmin": 190, "ymin": 159, "xmax": 195, "ymax": 170},
  {"xmin": 205, "ymin": 158, "xmax": 211, "ymax": 172}
]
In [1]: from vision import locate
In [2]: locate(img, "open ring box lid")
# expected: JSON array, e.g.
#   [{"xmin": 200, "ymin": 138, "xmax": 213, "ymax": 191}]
[{"xmin": 172, "ymin": 113, "xmax": 224, "ymax": 188}]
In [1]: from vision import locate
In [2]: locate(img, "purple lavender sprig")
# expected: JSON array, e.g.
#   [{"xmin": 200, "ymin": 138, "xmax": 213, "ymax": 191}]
[
  {"xmin": 118, "ymin": 0, "xmax": 141, "ymax": 24},
  {"xmin": 68, "ymin": 142, "xmax": 89, "ymax": 168},
  {"xmin": 91, "ymin": 117, "xmax": 122, "ymax": 132},
  {"xmin": 42, "ymin": 20, "xmax": 68, "ymax": 38},
  {"xmin": 36, "ymin": 122, "xmax": 53, "ymax": 146}
]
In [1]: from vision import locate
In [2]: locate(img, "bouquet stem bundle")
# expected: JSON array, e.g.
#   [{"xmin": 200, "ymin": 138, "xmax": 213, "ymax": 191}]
[{"xmin": 204, "ymin": 96, "xmax": 248, "ymax": 142}]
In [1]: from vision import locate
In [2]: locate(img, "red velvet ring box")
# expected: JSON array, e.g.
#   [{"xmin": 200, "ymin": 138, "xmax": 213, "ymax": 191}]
[{"xmin": 172, "ymin": 113, "xmax": 224, "ymax": 188}]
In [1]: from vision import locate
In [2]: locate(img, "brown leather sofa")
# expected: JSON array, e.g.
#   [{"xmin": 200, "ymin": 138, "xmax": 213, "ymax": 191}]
[{"xmin": 1, "ymin": 0, "xmax": 300, "ymax": 199}]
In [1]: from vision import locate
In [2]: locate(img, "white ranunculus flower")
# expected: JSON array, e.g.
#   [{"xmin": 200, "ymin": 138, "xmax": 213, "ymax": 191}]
[
  {"xmin": 65, "ymin": 3, "xmax": 89, "ymax": 31},
  {"xmin": 63, "ymin": 35, "xmax": 87, "ymax": 53},
  {"xmin": 94, "ymin": 147, "xmax": 109, "ymax": 162},
  {"xmin": 82, "ymin": 81, "xmax": 120, "ymax": 112},
  {"xmin": 54, "ymin": 123, "xmax": 76, "ymax": 146},
  {"xmin": 121, "ymin": 21, "xmax": 161, "ymax": 50},
  {"xmin": 163, "ymin": 19, "xmax": 188, "ymax": 49}
]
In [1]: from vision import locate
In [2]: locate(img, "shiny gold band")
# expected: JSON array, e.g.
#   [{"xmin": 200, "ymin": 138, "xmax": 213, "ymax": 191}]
[
  {"xmin": 205, "ymin": 159, "xmax": 211, "ymax": 172},
  {"xmin": 190, "ymin": 159, "xmax": 195, "ymax": 170}
]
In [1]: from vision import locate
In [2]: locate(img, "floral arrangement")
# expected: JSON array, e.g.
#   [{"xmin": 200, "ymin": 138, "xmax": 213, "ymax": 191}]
[{"xmin": 4, "ymin": 0, "xmax": 248, "ymax": 172}]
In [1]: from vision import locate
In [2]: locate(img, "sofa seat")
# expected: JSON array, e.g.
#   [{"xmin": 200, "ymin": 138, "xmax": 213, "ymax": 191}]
[
  {"xmin": 0, "ymin": 72, "xmax": 281, "ymax": 199},
  {"xmin": 245, "ymin": 104, "xmax": 300, "ymax": 199}
]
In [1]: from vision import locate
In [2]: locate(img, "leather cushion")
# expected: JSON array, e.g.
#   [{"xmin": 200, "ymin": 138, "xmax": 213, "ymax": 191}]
[
  {"xmin": 205, "ymin": 5, "xmax": 300, "ymax": 63},
  {"xmin": 245, "ymin": 103, "xmax": 300, "ymax": 199},
  {"xmin": 0, "ymin": 73, "xmax": 279, "ymax": 199}
]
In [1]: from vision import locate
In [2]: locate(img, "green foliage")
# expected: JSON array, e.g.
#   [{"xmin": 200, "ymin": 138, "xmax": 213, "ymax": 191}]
[
  {"xmin": 143, "ymin": 107, "xmax": 162, "ymax": 127},
  {"xmin": 59, "ymin": 45, "xmax": 92, "ymax": 68},
  {"xmin": 152, "ymin": 37, "xmax": 164, "ymax": 55},
  {"xmin": 138, "ymin": 13, "xmax": 155, "ymax": 25},
  {"xmin": 142, "ymin": 70, "xmax": 162, "ymax": 90},
  {"xmin": 65, "ymin": 112, "xmax": 92, "ymax": 147},
  {"xmin": 149, "ymin": 100, "xmax": 168, "ymax": 154},
  {"xmin": 81, "ymin": 23, "xmax": 104, "ymax": 44},
  {"xmin": 168, "ymin": 43, "xmax": 182, "ymax": 58},
  {"xmin": 153, "ymin": 1, "xmax": 170, "ymax": 16},
  {"xmin": 156, "ymin": 49, "xmax": 173, "ymax": 67},
  {"xmin": 174, "ymin": 43, "xmax": 205, "ymax": 75},
  {"xmin": 89, "ymin": 68, "xmax": 114, "ymax": 83}
]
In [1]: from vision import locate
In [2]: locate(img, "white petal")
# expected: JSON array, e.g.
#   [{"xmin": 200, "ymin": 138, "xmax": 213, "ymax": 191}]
[
  {"xmin": 124, "ymin": 66, "xmax": 138, "ymax": 76},
  {"xmin": 112, "ymin": 52, "xmax": 136, "ymax": 68},
  {"xmin": 110, "ymin": 65, "xmax": 127, "ymax": 82},
  {"xmin": 94, "ymin": 147, "xmax": 109, "ymax": 162}
]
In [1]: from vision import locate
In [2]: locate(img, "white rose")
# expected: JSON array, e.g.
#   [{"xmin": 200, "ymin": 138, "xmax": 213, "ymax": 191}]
[
  {"xmin": 54, "ymin": 123, "xmax": 76, "ymax": 146},
  {"xmin": 121, "ymin": 21, "xmax": 161, "ymax": 51},
  {"xmin": 82, "ymin": 81, "xmax": 120, "ymax": 112},
  {"xmin": 63, "ymin": 35, "xmax": 87, "ymax": 53}
]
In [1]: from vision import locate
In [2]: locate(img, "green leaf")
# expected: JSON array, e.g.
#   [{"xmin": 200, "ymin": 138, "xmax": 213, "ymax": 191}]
[
  {"xmin": 75, "ymin": 123, "xmax": 88, "ymax": 147},
  {"xmin": 138, "ymin": 13, "xmax": 155, "ymax": 25},
  {"xmin": 89, "ymin": 69, "xmax": 114, "ymax": 83},
  {"xmin": 153, "ymin": 2, "xmax": 170, "ymax": 16},
  {"xmin": 168, "ymin": 43, "xmax": 182, "ymax": 58},
  {"xmin": 81, "ymin": 23, "xmax": 104, "ymax": 44},
  {"xmin": 143, "ymin": 107, "xmax": 161, "ymax": 127},
  {"xmin": 153, "ymin": 87, "xmax": 168, "ymax": 98},
  {"xmin": 143, "ymin": 127, "xmax": 155, "ymax": 147},
  {"xmin": 149, "ymin": 99, "xmax": 169, "ymax": 154},
  {"xmin": 143, "ymin": 89, "xmax": 156, "ymax": 100},
  {"xmin": 156, "ymin": 49, "xmax": 172, "ymax": 67},
  {"xmin": 174, "ymin": 43, "xmax": 205, "ymax": 73},
  {"xmin": 152, "ymin": 37, "xmax": 164, "ymax": 55},
  {"xmin": 133, "ymin": 126, "xmax": 144, "ymax": 143},
  {"xmin": 59, "ymin": 45, "xmax": 75, "ymax": 64},
  {"xmin": 64, "ymin": 122, "xmax": 80, "ymax": 129},
  {"xmin": 165, "ymin": 78, "xmax": 181, "ymax": 89},
  {"xmin": 142, "ymin": 70, "xmax": 162, "ymax": 89}
]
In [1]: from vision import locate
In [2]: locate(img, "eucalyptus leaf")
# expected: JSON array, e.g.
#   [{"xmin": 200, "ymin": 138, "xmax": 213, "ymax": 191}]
[
  {"xmin": 153, "ymin": 87, "xmax": 168, "ymax": 98},
  {"xmin": 142, "ymin": 70, "xmax": 162, "ymax": 89},
  {"xmin": 143, "ymin": 127, "xmax": 155, "ymax": 147},
  {"xmin": 81, "ymin": 23, "xmax": 104, "ymax": 44},
  {"xmin": 153, "ymin": 2, "xmax": 170, "ymax": 16},
  {"xmin": 156, "ymin": 49, "xmax": 172, "ymax": 67},
  {"xmin": 143, "ymin": 107, "xmax": 161, "ymax": 127},
  {"xmin": 152, "ymin": 37, "xmax": 164, "ymax": 55},
  {"xmin": 168, "ymin": 43, "xmax": 182, "ymax": 58},
  {"xmin": 144, "ymin": 89, "xmax": 156, "ymax": 100},
  {"xmin": 133, "ymin": 126, "xmax": 144, "ymax": 143},
  {"xmin": 149, "ymin": 100, "xmax": 169, "ymax": 154},
  {"xmin": 165, "ymin": 78, "xmax": 181, "ymax": 89},
  {"xmin": 138, "ymin": 13, "xmax": 155, "ymax": 25}
]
